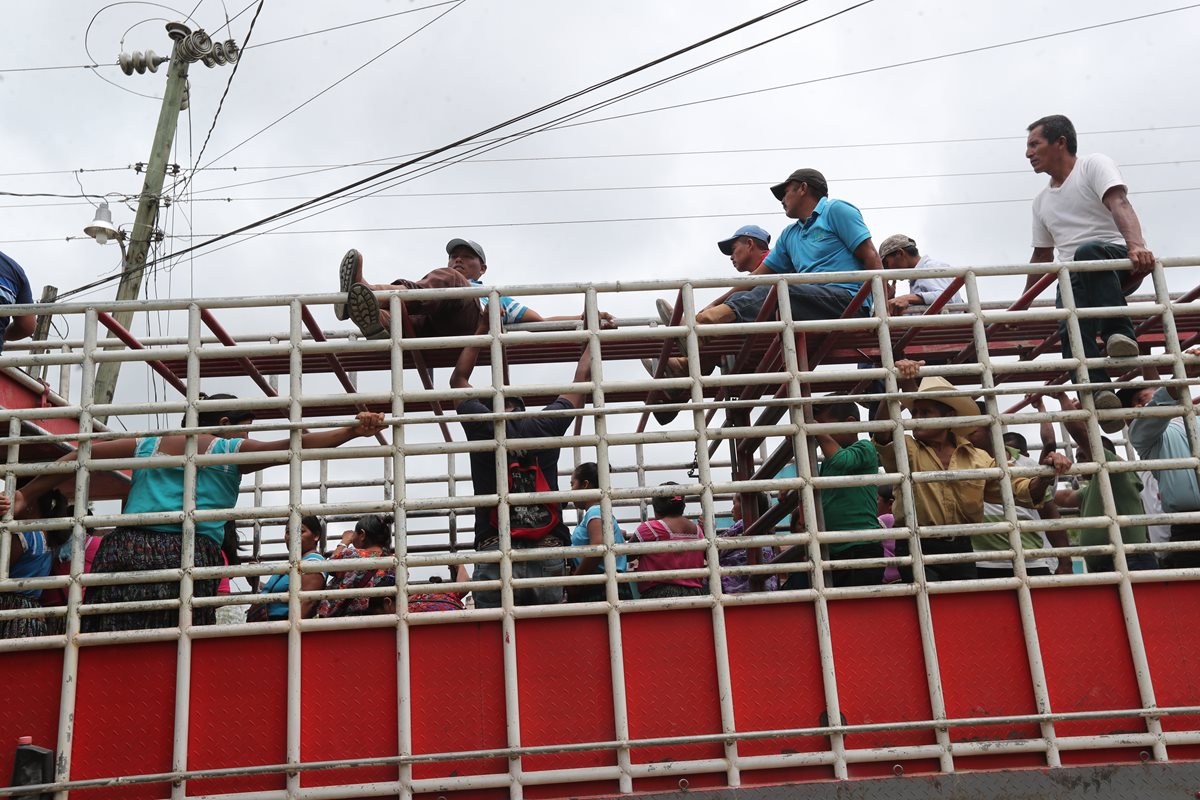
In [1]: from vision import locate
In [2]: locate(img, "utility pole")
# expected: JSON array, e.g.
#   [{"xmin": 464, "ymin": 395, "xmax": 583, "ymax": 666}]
[{"xmin": 91, "ymin": 22, "xmax": 237, "ymax": 423}]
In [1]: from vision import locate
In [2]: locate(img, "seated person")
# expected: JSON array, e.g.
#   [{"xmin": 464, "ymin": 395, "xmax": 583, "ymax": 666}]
[
  {"xmin": 872, "ymin": 360, "xmax": 1070, "ymax": 581},
  {"xmin": 877, "ymin": 234, "xmax": 964, "ymax": 314},
  {"xmin": 250, "ymin": 515, "xmax": 327, "ymax": 621},
  {"xmin": 405, "ymin": 565, "xmax": 471, "ymax": 613},
  {"xmin": 338, "ymin": 238, "xmax": 613, "ymax": 338},
  {"xmin": 630, "ymin": 485, "xmax": 707, "ymax": 599},
  {"xmin": 0, "ymin": 491, "xmax": 61, "ymax": 639},
  {"xmin": 652, "ymin": 223, "xmax": 771, "ymax": 327},
  {"xmin": 717, "ymin": 491, "xmax": 776, "ymax": 594},
  {"xmin": 649, "ymin": 169, "xmax": 881, "ymax": 383},
  {"xmin": 567, "ymin": 462, "xmax": 632, "ymax": 602},
  {"xmin": 316, "ymin": 514, "xmax": 395, "ymax": 618}
]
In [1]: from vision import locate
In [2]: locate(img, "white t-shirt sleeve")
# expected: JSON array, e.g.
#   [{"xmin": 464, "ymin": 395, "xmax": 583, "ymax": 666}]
[{"xmin": 1082, "ymin": 152, "xmax": 1126, "ymax": 201}]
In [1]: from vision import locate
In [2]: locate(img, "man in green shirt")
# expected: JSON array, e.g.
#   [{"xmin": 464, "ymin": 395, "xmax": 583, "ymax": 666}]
[{"xmin": 811, "ymin": 400, "xmax": 885, "ymax": 586}]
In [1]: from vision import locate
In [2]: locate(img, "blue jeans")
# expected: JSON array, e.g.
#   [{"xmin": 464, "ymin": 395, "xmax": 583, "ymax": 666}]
[
  {"xmin": 724, "ymin": 283, "xmax": 865, "ymax": 324},
  {"xmin": 473, "ymin": 536, "xmax": 566, "ymax": 608},
  {"xmin": 1056, "ymin": 241, "xmax": 1137, "ymax": 384}
]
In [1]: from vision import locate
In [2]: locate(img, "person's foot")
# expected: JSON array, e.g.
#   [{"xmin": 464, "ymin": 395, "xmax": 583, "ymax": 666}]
[
  {"xmin": 1105, "ymin": 333, "xmax": 1139, "ymax": 359},
  {"xmin": 1093, "ymin": 389, "xmax": 1125, "ymax": 433},
  {"xmin": 335, "ymin": 249, "xmax": 364, "ymax": 321},
  {"xmin": 347, "ymin": 282, "xmax": 388, "ymax": 339},
  {"xmin": 656, "ymin": 298, "xmax": 674, "ymax": 326},
  {"xmin": 642, "ymin": 357, "xmax": 687, "ymax": 378}
]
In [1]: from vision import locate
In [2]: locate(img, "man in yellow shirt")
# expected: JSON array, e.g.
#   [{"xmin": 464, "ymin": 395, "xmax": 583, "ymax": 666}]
[{"xmin": 872, "ymin": 360, "xmax": 1071, "ymax": 581}]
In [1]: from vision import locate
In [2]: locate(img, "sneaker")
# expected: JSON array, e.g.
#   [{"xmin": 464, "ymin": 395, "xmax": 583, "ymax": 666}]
[
  {"xmin": 335, "ymin": 249, "xmax": 363, "ymax": 321},
  {"xmin": 1105, "ymin": 333, "xmax": 1139, "ymax": 359},
  {"xmin": 347, "ymin": 282, "xmax": 387, "ymax": 339},
  {"xmin": 656, "ymin": 298, "xmax": 674, "ymax": 326},
  {"xmin": 1093, "ymin": 389, "xmax": 1125, "ymax": 433}
]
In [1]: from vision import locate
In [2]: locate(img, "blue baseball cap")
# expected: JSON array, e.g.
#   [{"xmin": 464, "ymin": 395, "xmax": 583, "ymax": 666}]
[{"xmin": 717, "ymin": 224, "xmax": 771, "ymax": 256}]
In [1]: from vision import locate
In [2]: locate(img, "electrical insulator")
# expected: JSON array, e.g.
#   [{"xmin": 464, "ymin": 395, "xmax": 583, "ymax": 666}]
[
  {"xmin": 201, "ymin": 38, "xmax": 240, "ymax": 68},
  {"xmin": 118, "ymin": 49, "xmax": 166, "ymax": 76},
  {"xmin": 176, "ymin": 28, "xmax": 213, "ymax": 63}
]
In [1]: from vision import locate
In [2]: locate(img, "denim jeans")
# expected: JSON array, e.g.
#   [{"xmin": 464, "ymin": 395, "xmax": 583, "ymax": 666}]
[
  {"xmin": 473, "ymin": 536, "xmax": 566, "ymax": 608},
  {"xmin": 1056, "ymin": 241, "xmax": 1137, "ymax": 384},
  {"xmin": 724, "ymin": 283, "xmax": 866, "ymax": 324}
]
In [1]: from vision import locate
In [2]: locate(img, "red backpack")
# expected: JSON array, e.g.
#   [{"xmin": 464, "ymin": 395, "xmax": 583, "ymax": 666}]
[{"xmin": 490, "ymin": 452, "xmax": 561, "ymax": 541}]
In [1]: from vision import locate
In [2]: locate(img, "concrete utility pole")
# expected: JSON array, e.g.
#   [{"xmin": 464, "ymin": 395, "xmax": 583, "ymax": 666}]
[{"xmin": 92, "ymin": 22, "xmax": 237, "ymax": 422}]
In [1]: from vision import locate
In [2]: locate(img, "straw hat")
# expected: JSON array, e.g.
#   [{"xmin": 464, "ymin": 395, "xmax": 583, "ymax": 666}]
[{"xmin": 899, "ymin": 376, "xmax": 981, "ymax": 430}]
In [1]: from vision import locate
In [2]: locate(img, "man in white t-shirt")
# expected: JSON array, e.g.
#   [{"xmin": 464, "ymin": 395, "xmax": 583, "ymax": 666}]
[
  {"xmin": 1024, "ymin": 114, "xmax": 1155, "ymax": 433},
  {"xmin": 877, "ymin": 234, "xmax": 964, "ymax": 314}
]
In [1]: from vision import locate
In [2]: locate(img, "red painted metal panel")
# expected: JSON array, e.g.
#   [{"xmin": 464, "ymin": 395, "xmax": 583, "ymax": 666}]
[
  {"xmin": 829, "ymin": 596, "xmax": 938, "ymax": 777},
  {"xmin": 621, "ymin": 608, "xmax": 726, "ymax": 793},
  {"xmin": 1136, "ymin": 582, "xmax": 1200, "ymax": 759},
  {"xmin": 300, "ymin": 628, "xmax": 398, "ymax": 789},
  {"xmin": 1032, "ymin": 586, "xmax": 1146, "ymax": 765},
  {"xmin": 409, "ymin": 621, "xmax": 507, "ymax": 783},
  {"xmin": 930, "ymin": 591, "xmax": 1045, "ymax": 771},
  {"xmin": 72, "ymin": 641, "xmax": 176, "ymax": 800},
  {"xmin": 517, "ymin": 615, "xmax": 621, "ymax": 799},
  {"xmin": 0, "ymin": 648, "xmax": 62, "ymax": 786},
  {"xmin": 726, "ymin": 603, "xmax": 834, "ymax": 785},
  {"xmin": 186, "ymin": 635, "xmax": 288, "ymax": 797}
]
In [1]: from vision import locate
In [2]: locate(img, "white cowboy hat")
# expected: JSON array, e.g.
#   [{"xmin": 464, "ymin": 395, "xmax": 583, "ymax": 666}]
[{"xmin": 899, "ymin": 376, "xmax": 981, "ymax": 430}]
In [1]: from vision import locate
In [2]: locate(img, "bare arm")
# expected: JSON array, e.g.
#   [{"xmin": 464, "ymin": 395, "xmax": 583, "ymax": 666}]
[
  {"xmin": 559, "ymin": 347, "xmax": 593, "ymax": 410},
  {"xmin": 1102, "ymin": 186, "xmax": 1154, "ymax": 276},
  {"xmin": 237, "ymin": 412, "xmax": 385, "ymax": 472},
  {"xmin": 872, "ymin": 359, "xmax": 923, "ymax": 445},
  {"xmin": 853, "ymin": 238, "xmax": 883, "ymax": 271},
  {"xmin": 5, "ymin": 315, "xmax": 35, "ymax": 342},
  {"xmin": 14, "ymin": 438, "xmax": 139, "ymax": 516},
  {"xmin": 299, "ymin": 572, "xmax": 325, "ymax": 619},
  {"xmin": 450, "ymin": 316, "xmax": 489, "ymax": 390},
  {"xmin": 570, "ymin": 516, "xmax": 606, "ymax": 582},
  {"xmin": 1027, "ymin": 247, "xmax": 1055, "ymax": 290}
]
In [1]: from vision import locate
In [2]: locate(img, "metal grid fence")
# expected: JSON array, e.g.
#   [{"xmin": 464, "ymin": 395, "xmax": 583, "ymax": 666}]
[{"xmin": 1, "ymin": 256, "xmax": 1199, "ymax": 798}]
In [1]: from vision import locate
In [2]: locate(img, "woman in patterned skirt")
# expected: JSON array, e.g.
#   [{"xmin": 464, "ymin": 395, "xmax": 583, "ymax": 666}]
[{"xmin": 13, "ymin": 396, "xmax": 384, "ymax": 632}]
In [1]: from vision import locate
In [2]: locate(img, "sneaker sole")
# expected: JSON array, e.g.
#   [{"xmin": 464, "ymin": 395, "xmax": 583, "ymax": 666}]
[
  {"xmin": 347, "ymin": 283, "xmax": 386, "ymax": 339},
  {"xmin": 334, "ymin": 249, "xmax": 362, "ymax": 321},
  {"xmin": 1106, "ymin": 334, "xmax": 1139, "ymax": 359}
]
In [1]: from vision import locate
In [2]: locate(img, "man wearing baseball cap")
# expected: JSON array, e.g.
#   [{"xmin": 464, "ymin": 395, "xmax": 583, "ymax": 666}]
[
  {"xmin": 648, "ymin": 168, "xmax": 882, "ymax": 386},
  {"xmin": 654, "ymin": 224, "xmax": 771, "ymax": 325},
  {"xmin": 337, "ymin": 238, "xmax": 613, "ymax": 338},
  {"xmin": 877, "ymin": 234, "xmax": 964, "ymax": 315}
]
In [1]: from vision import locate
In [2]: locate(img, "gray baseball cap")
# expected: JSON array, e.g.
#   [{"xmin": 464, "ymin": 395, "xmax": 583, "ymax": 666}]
[
  {"xmin": 446, "ymin": 238, "xmax": 486, "ymax": 264},
  {"xmin": 878, "ymin": 234, "xmax": 917, "ymax": 259}
]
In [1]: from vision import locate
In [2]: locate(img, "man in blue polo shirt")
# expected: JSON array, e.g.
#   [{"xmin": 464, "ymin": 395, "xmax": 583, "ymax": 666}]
[
  {"xmin": 0, "ymin": 251, "xmax": 35, "ymax": 354},
  {"xmin": 652, "ymin": 169, "xmax": 882, "ymax": 381}
]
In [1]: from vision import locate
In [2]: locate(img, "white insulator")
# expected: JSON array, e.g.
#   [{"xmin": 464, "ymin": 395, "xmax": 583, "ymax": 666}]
[
  {"xmin": 201, "ymin": 40, "xmax": 228, "ymax": 68},
  {"xmin": 176, "ymin": 28, "xmax": 213, "ymax": 63},
  {"xmin": 223, "ymin": 39, "xmax": 239, "ymax": 64}
]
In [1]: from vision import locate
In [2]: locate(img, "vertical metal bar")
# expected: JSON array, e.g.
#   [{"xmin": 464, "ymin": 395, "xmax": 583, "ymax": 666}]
[
  {"xmin": 484, "ymin": 293, "xmax": 525, "ymax": 800},
  {"xmin": 389, "ymin": 293, "xmax": 415, "ymax": 800},
  {"xmin": 678, "ymin": 285, "xmax": 742, "ymax": 787},
  {"xmin": 52, "ymin": 308, "xmax": 98, "ymax": 800},
  {"xmin": 583, "ymin": 287, "xmax": 634, "ymax": 794},
  {"xmin": 286, "ymin": 299, "xmax": 306, "ymax": 798},
  {"xmin": 0, "ymin": 416, "xmax": 17, "ymax": 577},
  {"xmin": 169, "ymin": 303, "xmax": 203, "ymax": 800},
  {"xmin": 775, "ymin": 277, "xmax": 848, "ymax": 779},
  {"xmin": 965, "ymin": 271, "xmax": 1061, "ymax": 767},
  {"xmin": 872, "ymin": 274, "xmax": 956, "ymax": 773}
]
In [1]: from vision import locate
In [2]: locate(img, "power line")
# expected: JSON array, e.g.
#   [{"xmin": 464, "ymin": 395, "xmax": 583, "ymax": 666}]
[
  {"xmin": 52, "ymin": 0, "xmax": 834, "ymax": 299},
  {"xmin": 545, "ymin": 2, "xmax": 1200, "ymax": 134},
  {"xmin": 245, "ymin": 0, "xmax": 461, "ymax": 50},
  {"xmin": 194, "ymin": 0, "xmax": 467, "ymax": 171},
  {"xmin": 177, "ymin": 0, "xmax": 266, "ymax": 196},
  {"xmin": 16, "ymin": 184, "xmax": 1198, "ymax": 251}
]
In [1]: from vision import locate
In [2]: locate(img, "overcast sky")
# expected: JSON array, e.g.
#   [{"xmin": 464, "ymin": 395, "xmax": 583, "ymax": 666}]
[{"xmin": 2, "ymin": 0, "xmax": 1198, "ymax": 539}]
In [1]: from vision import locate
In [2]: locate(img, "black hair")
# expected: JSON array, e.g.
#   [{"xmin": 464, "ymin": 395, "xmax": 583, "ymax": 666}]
[
  {"xmin": 504, "ymin": 396, "xmax": 526, "ymax": 412},
  {"xmin": 1117, "ymin": 385, "xmax": 1154, "ymax": 409},
  {"xmin": 1002, "ymin": 431, "xmax": 1030, "ymax": 457},
  {"xmin": 356, "ymin": 513, "xmax": 394, "ymax": 548},
  {"xmin": 901, "ymin": 244, "xmax": 920, "ymax": 258},
  {"xmin": 813, "ymin": 400, "xmax": 859, "ymax": 422},
  {"xmin": 221, "ymin": 520, "xmax": 242, "ymax": 567},
  {"xmin": 38, "ymin": 488, "xmax": 69, "ymax": 519},
  {"xmin": 878, "ymin": 485, "xmax": 895, "ymax": 503},
  {"xmin": 1100, "ymin": 437, "xmax": 1118, "ymax": 455},
  {"xmin": 572, "ymin": 461, "xmax": 599, "ymax": 488},
  {"xmin": 1028, "ymin": 114, "xmax": 1077, "ymax": 156},
  {"xmin": 189, "ymin": 392, "xmax": 254, "ymax": 429},
  {"xmin": 300, "ymin": 515, "xmax": 326, "ymax": 551},
  {"xmin": 652, "ymin": 482, "xmax": 687, "ymax": 518},
  {"xmin": 367, "ymin": 571, "xmax": 397, "ymax": 614}
]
